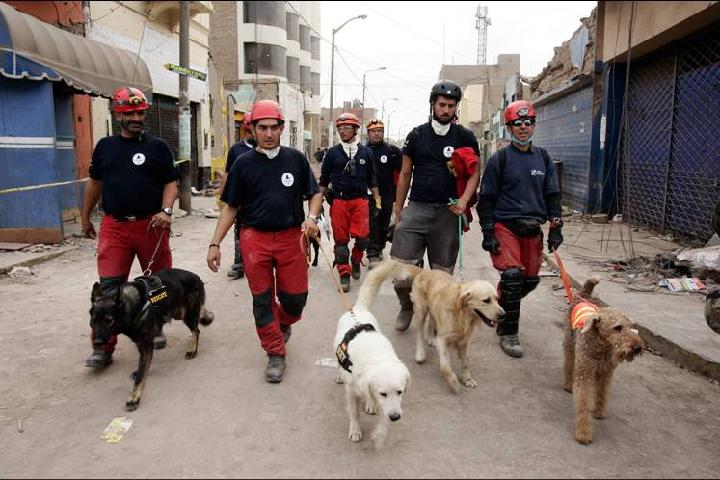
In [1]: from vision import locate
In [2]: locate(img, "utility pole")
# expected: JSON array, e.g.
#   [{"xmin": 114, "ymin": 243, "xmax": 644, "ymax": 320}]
[{"xmin": 178, "ymin": 1, "xmax": 191, "ymax": 212}]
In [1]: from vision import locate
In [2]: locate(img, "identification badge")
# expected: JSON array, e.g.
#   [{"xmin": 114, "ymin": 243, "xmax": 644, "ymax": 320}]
[{"xmin": 147, "ymin": 286, "xmax": 169, "ymax": 306}]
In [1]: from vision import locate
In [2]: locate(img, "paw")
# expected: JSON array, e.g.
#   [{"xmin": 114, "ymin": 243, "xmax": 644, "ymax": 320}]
[
  {"xmin": 462, "ymin": 376, "xmax": 478, "ymax": 388},
  {"xmin": 130, "ymin": 370, "xmax": 138, "ymax": 381},
  {"xmin": 563, "ymin": 384, "xmax": 573, "ymax": 393},
  {"xmin": 335, "ymin": 369, "xmax": 345, "ymax": 384},
  {"xmin": 427, "ymin": 337, "xmax": 437, "ymax": 347},
  {"xmin": 125, "ymin": 398, "xmax": 140, "ymax": 411},
  {"xmin": 593, "ymin": 410, "xmax": 606, "ymax": 420},
  {"xmin": 575, "ymin": 431, "xmax": 592, "ymax": 444},
  {"xmin": 185, "ymin": 350, "xmax": 197, "ymax": 359},
  {"xmin": 447, "ymin": 377, "xmax": 461, "ymax": 394},
  {"xmin": 415, "ymin": 352, "xmax": 426, "ymax": 364},
  {"xmin": 364, "ymin": 403, "xmax": 376, "ymax": 415},
  {"xmin": 348, "ymin": 427, "xmax": 363, "ymax": 442}
]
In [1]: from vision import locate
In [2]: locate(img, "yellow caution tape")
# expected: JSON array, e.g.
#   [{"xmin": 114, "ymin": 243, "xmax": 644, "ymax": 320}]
[{"xmin": 0, "ymin": 177, "xmax": 89, "ymax": 195}]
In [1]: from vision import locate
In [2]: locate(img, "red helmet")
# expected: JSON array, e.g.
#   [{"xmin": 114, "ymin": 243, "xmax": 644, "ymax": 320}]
[
  {"xmin": 251, "ymin": 100, "xmax": 284, "ymax": 124},
  {"xmin": 504, "ymin": 100, "xmax": 536, "ymax": 124},
  {"xmin": 336, "ymin": 112, "xmax": 360, "ymax": 128},
  {"xmin": 112, "ymin": 87, "xmax": 150, "ymax": 113},
  {"xmin": 242, "ymin": 112, "xmax": 253, "ymax": 131}
]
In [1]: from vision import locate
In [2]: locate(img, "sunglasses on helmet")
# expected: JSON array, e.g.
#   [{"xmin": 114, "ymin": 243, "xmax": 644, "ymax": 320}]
[{"xmin": 510, "ymin": 118, "xmax": 535, "ymax": 127}]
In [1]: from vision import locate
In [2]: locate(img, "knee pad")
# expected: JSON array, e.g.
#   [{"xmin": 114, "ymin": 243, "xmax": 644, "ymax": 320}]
[
  {"xmin": 334, "ymin": 243, "xmax": 350, "ymax": 264},
  {"xmin": 499, "ymin": 268, "xmax": 524, "ymax": 309},
  {"xmin": 521, "ymin": 276, "xmax": 540, "ymax": 298},
  {"xmin": 99, "ymin": 276, "xmax": 126, "ymax": 296},
  {"xmin": 278, "ymin": 290, "xmax": 308, "ymax": 318},
  {"xmin": 354, "ymin": 236, "xmax": 370, "ymax": 252},
  {"xmin": 252, "ymin": 289, "xmax": 274, "ymax": 328}
]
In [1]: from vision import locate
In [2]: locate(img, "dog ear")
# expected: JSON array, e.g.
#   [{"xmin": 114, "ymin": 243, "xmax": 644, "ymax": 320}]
[
  {"xmin": 91, "ymin": 282, "xmax": 103, "ymax": 302},
  {"xmin": 581, "ymin": 314, "xmax": 599, "ymax": 333}
]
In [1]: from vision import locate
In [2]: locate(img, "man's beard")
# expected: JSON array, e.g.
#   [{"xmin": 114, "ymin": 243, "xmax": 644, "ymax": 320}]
[{"xmin": 432, "ymin": 112, "xmax": 453, "ymax": 125}]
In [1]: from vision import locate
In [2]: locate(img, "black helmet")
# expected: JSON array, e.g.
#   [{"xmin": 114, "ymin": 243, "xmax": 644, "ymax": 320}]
[{"xmin": 429, "ymin": 80, "xmax": 462, "ymax": 104}]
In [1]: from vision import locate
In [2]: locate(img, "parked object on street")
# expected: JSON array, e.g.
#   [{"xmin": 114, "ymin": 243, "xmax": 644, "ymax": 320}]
[
  {"xmin": 89, "ymin": 268, "xmax": 214, "ymax": 411},
  {"xmin": 562, "ymin": 279, "xmax": 645, "ymax": 444},
  {"xmin": 333, "ymin": 260, "xmax": 410, "ymax": 449},
  {"xmin": 706, "ymin": 288, "xmax": 720, "ymax": 335}
]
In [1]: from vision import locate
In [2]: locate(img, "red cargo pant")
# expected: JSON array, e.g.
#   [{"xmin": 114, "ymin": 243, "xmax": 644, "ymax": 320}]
[
  {"xmin": 239, "ymin": 226, "xmax": 309, "ymax": 356},
  {"xmin": 330, "ymin": 197, "xmax": 370, "ymax": 277},
  {"xmin": 92, "ymin": 215, "xmax": 172, "ymax": 353},
  {"xmin": 489, "ymin": 222, "xmax": 543, "ymax": 276}
]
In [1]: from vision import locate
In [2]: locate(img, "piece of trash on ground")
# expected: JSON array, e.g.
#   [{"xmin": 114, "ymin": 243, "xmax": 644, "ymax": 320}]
[
  {"xmin": 315, "ymin": 358, "xmax": 337, "ymax": 368},
  {"xmin": 658, "ymin": 277, "xmax": 705, "ymax": 293},
  {"xmin": 101, "ymin": 416, "xmax": 133, "ymax": 443}
]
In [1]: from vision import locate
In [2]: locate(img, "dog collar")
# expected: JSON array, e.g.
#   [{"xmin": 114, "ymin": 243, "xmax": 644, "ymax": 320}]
[{"xmin": 336, "ymin": 323, "xmax": 376, "ymax": 373}]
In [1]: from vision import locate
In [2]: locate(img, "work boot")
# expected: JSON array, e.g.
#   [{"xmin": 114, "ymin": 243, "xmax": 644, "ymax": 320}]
[
  {"xmin": 265, "ymin": 355, "xmax": 286, "ymax": 383},
  {"xmin": 227, "ymin": 263, "xmax": 245, "ymax": 279},
  {"xmin": 499, "ymin": 334, "xmax": 524, "ymax": 358},
  {"xmin": 85, "ymin": 350, "xmax": 113, "ymax": 368},
  {"xmin": 351, "ymin": 261, "xmax": 361, "ymax": 280},
  {"xmin": 153, "ymin": 331, "xmax": 167, "ymax": 350},
  {"xmin": 340, "ymin": 275, "xmax": 351, "ymax": 293},
  {"xmin": 367, "ymin": 256, "xmax": 381, "ymax": 270},
  {"xmin": 281, "ymin": 324, "xmax": 292, "ymax": 344},
  {"xmin": 394, "ymin": 285, "xmax": 414, "ymax": 331}
]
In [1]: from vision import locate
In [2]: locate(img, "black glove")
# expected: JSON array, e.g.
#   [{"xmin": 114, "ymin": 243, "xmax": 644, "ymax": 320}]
[
  {"xmin": 481, "ymin": 227, "xmax": 500, "ymax": 255},
  {"xmin": 547, "ymin": 226, "xmax": 563, "ymax": 252}
]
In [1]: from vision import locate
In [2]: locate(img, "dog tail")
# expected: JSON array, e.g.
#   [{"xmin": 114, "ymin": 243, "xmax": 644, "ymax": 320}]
[
  {"xmin": 580, "ymin": 278, "xmax": 599, "ymax": 297},
  {"xmin": 355, "ymin": 259, "xmax": 423, "ymax": 311}
]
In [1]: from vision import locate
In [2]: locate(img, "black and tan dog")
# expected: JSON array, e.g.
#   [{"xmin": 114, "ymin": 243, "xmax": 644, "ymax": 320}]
[{"xmin": 90, "ymin": 268, "xmax": 214, "ymax": 411}]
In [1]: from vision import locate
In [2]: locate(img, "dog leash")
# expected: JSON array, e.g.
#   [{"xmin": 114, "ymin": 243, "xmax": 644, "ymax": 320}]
[
  {"xmin": 304, "ymin": 230, "xmax": 357, "ymax": 319},
  {"xmin": 553, "ymin": 249, "xmax": 575, "ymax": 304},
  {"xmin": 143, "ymin": 227, "xmax": 169, "ymax": 276},
  {"xmin": 448, "ymin": 198, "xmax": 468, "ymax": 282}
]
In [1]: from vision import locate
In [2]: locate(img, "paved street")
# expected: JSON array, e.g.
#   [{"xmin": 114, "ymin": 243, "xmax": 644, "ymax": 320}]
[{"xmin": 1, "ymin": 201, "xmax": 719, "ymax": 478}]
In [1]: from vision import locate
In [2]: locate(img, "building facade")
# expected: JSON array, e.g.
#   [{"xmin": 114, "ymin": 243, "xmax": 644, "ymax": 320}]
[{"xmin": 209, "ymin": 1, "xmax": 322, "ymax": 158}]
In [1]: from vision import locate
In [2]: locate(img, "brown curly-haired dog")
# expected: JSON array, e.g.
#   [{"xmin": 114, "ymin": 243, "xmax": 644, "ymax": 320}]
[{"xmin": 562, "ymin": 278, "xmax": 645, "ymax": 444}]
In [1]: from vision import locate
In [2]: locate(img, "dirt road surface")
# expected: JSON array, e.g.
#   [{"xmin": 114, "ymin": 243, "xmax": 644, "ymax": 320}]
[{"xmin": 1, "ymin": 203, "xmax": 719, "ymax": 478}]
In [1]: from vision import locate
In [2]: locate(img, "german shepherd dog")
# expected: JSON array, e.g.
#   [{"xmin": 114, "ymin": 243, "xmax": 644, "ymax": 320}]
[{"xmin": 90, "ymin": 268, "xmax": 214, "ymax": 411}]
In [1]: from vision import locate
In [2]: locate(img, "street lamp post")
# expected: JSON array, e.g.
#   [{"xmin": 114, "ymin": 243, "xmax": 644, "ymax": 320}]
[
  {"xmin": 380, "ymin": 97, "xmax": 399, "ymax": 125},
  {"xmin": 329, "ymin": 14, "xmax": 367, "ymax": 145},
  {"xmin": 387, "ymin": 110, "xmax": 397, "ymax": 143},
  {"xmin": 360, "ymin": 66, "xmax": 386, "ymax": 137}
]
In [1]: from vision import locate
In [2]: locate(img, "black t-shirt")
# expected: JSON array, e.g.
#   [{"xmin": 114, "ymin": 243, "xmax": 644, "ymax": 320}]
[
  {"xmin": 402, "ymin": 123, "xmax": 480, "ymax": 204},
  {"xmin": 479, "ymin": 144, "xmax": 560, "ymax": 223},
  {"xmin": 221, "ymin": 147, "xmax": 319, "ymax": 231},
  {"xmin": 226, "ymin": 140, "xmax": 254, "ymax": 172},
  {"xmin": 367, "ymin": 142, "xmax": 402, "ymax": 196},
  {"xmin": 319, "ymin": 144, "xmax": 377, "ymax": 199},
  {"xmin": 89, "ymin": 134, "xmax": 179, "ymax": 217}
]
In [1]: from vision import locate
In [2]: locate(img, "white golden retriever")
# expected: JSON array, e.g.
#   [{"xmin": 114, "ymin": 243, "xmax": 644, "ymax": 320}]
[{"xmin": 333, "ymin": 261, "xmax": 411, "ymax": 448}]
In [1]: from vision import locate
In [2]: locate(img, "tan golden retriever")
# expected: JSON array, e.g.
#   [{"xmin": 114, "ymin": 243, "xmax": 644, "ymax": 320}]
[{"xmin": 364, "ymin": 260, "xmax": 505, "ymax": 393}]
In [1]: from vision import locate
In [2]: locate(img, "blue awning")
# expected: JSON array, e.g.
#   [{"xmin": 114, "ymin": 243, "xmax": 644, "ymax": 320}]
[{"xmin": 0, "ymin": 2, "xmax": 152, "ymax": 97}]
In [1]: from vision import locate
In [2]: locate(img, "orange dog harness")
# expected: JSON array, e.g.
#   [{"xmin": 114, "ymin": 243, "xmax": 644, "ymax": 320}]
[{"xmin": 570, "ymin": 301, "xmax": 599, "ymax": 330}]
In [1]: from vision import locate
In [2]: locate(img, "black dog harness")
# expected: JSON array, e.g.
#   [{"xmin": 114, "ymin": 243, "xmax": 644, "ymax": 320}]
[
  {"xmin": 131, "ymin": 275, "xmax": 170, "ymax": 323},
  {"xmin": 335, "ymin": 323, "xmax": 376, "ymax": 373}
]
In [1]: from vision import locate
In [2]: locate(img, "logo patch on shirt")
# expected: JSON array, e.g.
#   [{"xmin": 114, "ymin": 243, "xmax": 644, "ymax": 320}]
[
  {"xmin": 132, "ymin": 153, "xmax": 146, "ymax": 165},
  {"xmin": 358, "ymin": 158, "xmax": 366, "ymax": 165},
  {"xmin": 281, "ymin": 172, "xmax": 295, "ymax": 187},
  {"xmin": 530, "ymin": 169, "xmax": 545, "ymax": 176},
  {"xmin": 380, "ymin": 155, "xmax": 388, "ymax": 164},
  {"xmin": 443, "ymin": 146, "xmax": 454, "ymax": 158}
]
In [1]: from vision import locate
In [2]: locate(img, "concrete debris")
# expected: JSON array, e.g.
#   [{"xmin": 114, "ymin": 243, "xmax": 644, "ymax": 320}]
[{"xmin": 8, "ymin": 266, "xmax": 33, "ymax": 278}]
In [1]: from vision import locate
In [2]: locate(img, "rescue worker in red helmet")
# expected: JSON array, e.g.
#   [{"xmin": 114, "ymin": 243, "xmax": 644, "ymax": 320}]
[
  {"xmin": 81, "ymin": 86, "xmax": 179, "ymax": 368},
  {"xmin": 207, "ymin": 100, "xmax": 322, "ymax": 383},
  {"xmin": 219, "ymin": 111, "xmax": 256, "ymax": 280},
  {"xmin": 390, "ymin": 80, "xmax": 481, "ymax": 331},
  {"xmin": 319, "ymin": 112, "xmax": 380, "ymax": 292},
  {"xmin": 364, "ymin": 118, "xmax": 402, "ymax": 267},
  {"xmin": 477, "ymin": 99, "xmax": 563, "ymax": 358}
]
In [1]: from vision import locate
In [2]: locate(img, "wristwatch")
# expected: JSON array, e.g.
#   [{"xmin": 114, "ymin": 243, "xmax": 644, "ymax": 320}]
[{"xmin": 162, "ymin": 207, "xmax": 173, "ymax": 216}]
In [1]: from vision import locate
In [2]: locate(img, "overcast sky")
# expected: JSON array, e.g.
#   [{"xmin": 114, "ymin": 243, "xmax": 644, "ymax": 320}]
[{"xmin": 319, "ymin": 1, "xmax": 597, "ymax": 140}]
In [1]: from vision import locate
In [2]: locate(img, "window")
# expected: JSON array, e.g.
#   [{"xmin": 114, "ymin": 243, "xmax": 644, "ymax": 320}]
[
  {"xmin": 286, "ymin": 12, "xmax": 299, "ymax": 41},
  {"xmin": 243, "ymin": 1, "xmax": 285, "ymax": 29},
  {"xmin": 311, "ymin": 72, "xmax": 320, "ymax": 96},
  {"xmin": 299, "ymin": 24, "xmax": 310, "ymax": 51},
  {"xmin": 287, "ymin": 57, "xmax": 300, "ymax": 85},
  {"xmin": 244, "ymin": 43, "xmax": 287, "ymax": 77},
  {"xmin": 310, "ymin": 36, "xmax": 320, "ymax": 60},
  {"xmin": 300, "ymin": 65, "xmax": 310, "ymax": 92}
]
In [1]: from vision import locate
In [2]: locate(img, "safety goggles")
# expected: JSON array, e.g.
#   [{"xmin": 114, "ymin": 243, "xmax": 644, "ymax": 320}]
[
  {"xmin": 510, "ymin": 118, "xmax": 535, "ymax": 128},
  {"xmin": 337, "ymin": 125, "xmax": 355, "ymax": 132}
]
